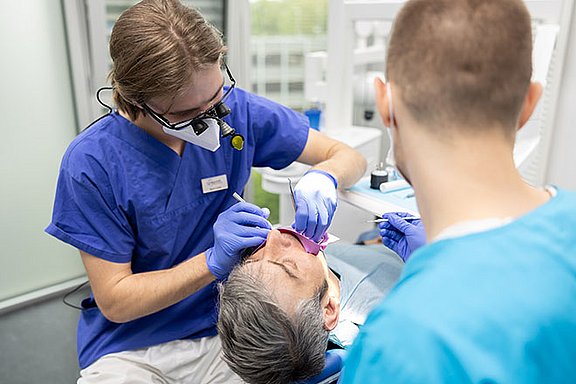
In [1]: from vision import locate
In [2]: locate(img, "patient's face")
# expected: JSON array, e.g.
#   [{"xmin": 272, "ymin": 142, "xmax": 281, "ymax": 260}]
[{"xmin": 241, "ymin": 229, "xmax": 330, "ymax": 313}]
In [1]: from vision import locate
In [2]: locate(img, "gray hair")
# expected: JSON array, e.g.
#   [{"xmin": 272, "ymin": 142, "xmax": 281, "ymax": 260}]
[{"xmin": 217, "ymin": 265, "xmax": 330, "ymax": 384}]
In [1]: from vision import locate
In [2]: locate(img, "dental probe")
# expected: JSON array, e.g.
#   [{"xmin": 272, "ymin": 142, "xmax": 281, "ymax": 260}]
[
  {"xmin": 232, "ymin": 192, "xmax": 246, "ymax": 203},
  {"xmin": 232, "ymin": 192, "xmax": 271, "ymax": 224},
  {"xmin": 366, "ymin": 216, "xmax": 420, "ymax": 223}
]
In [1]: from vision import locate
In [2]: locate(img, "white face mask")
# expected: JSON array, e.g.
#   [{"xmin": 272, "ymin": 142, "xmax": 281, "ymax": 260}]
[
  {"xmin": 386, "ymin": 84, "xmax": 396, "ymax": 168},
  {"xmin": 162, "ymin": 118, "xmax": 221, "ymax": 152},
  {"xmin": 385, "ymin": 84, "xmax": 409, "ymax": 182}
]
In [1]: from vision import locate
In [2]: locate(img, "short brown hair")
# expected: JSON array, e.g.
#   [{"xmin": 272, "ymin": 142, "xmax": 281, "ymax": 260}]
[
  {"xmin": 387, "ymin": 0, "xmax": 532, "ymax": 135},
  {"xmin": 109, "ymin": 0, "xmax": 226, "ymax": 120}
]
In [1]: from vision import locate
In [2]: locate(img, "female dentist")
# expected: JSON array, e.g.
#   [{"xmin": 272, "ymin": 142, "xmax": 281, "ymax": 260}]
[{"xmin": 45, "ymin": 1, "xmax": 366, "ymax": 383}]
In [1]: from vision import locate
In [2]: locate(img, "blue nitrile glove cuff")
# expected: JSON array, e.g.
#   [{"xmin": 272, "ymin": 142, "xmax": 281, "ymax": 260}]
[
  {"xmin": 305, "ymin": 169, "xmax": 338, "ymax": 189},
  {"xmin": 378, "ymin": 212, "xmax": 426, "ymax": 262},
  {"xmin": 207, "ymin": 202, "xmax": 272, "ymax": 280},
  {"xmin": 292, "ymin": 171, "xmax": 338, "ymax": 242},
  {"xmin": 205, "ymin": 247, "xmax": 227, "ymax": 281}
]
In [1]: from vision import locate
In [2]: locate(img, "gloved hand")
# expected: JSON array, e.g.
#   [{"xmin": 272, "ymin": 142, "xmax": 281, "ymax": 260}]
[
  {"xmin": 292, "ymin": 170, "xmax": 338, "ymax": 242},
  {"xmin": 379, "ymin": 212, "xmax": 426, "ymax": 262},
  {"xmin": 206, "ymin": 202, "xmax": 272, "ymax": 280}
]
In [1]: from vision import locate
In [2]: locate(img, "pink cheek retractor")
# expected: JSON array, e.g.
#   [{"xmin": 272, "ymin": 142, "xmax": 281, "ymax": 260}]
[
  {"xmin": 246, "ymin": 227, "xmax": 329, "ymax": 258},
  {"xmin": 277, "ymin": 227, "xmax": 328, "ymax": 255}
]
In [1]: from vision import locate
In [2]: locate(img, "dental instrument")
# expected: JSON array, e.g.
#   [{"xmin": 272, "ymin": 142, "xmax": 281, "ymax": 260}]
[
  {"xmin": 366, "ymin": 216, "xmax": 419, "ymax": 223},
  {"xmin": 288, "ymin": 178, "xmax": 297, "ymax": 211},
  {"xmin": 232, "ymin": 192, "xmax": 246, "ymax": 203}
]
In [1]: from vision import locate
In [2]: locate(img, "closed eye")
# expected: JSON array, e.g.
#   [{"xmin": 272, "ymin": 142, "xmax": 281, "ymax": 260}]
[
  {"xmin": 268, "ymin": 260, "xmax": 299, "ymax": 279},
  {"xmin": 279, "ymin": 258, "xmax": 299, "ymax": 272}
]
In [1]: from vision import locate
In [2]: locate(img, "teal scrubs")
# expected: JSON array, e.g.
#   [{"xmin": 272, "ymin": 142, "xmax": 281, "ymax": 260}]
[{"xmin": 342, "ymin": 189, "xmax": 576, "ymax": 383}]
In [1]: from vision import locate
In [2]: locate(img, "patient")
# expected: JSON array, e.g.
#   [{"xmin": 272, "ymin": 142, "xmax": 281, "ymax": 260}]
[{"xmin": 217, "ymin": 227, "xmax": 403, "ymax": 384}]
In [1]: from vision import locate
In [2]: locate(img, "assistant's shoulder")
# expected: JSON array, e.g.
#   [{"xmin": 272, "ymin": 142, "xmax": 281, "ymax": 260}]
[
  {"xmin": 343, "ymin": 310, "xmax": 466, "ymax": 383},
  {"xmin": 553, "ymin": 188, "xmax": 576, "ymax": 210}
]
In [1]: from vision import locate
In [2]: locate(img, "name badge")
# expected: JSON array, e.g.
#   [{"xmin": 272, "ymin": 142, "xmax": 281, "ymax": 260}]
[{"xmin": 201, "ymin": 174, "xmax": 228, "ymax": 194}]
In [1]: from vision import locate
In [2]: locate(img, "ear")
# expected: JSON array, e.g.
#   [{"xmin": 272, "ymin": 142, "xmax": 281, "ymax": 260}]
[
  {"xmin": 374, "ymin": 77, "xmax": 392, "ymax": 127},
  {"xmin": 517, "ymin": 82, "xmax": 543, "ymax": 130},
  {"xmin": 322, "ymin": 295, "xmax": 340, "ymax": 331}
]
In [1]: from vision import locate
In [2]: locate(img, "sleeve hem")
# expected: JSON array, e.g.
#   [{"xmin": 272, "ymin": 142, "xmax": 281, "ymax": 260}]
[{"xmin": 45, "ymin": 223, "xmax": 132, "ymax": 263}]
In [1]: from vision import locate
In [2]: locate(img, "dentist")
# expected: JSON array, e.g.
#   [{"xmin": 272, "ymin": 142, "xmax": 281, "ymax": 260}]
[{"xmin": 45, "ymin": 0, "xmax": 365, "ymax": 382}]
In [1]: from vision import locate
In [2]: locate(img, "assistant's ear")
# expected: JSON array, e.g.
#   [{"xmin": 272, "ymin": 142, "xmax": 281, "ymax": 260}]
[
  {"xmin": 518, "ymin": 82, "xmax": 543, "ymax": 130},
  {"xmin": 322, "ymin": 295, "xmax": 340, "ymax": 331},
  {"xmin": 374, "ymin": 77, "xmax": 392, "ymax": 127}
]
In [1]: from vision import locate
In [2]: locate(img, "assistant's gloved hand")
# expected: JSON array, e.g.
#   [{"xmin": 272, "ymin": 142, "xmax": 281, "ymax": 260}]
[
  {"xmin": 292, "ymin": 170, "xmax": 338, "ymax": 242},
  {"xmin": 206, "ymin": 202, "xmax": 272, "ymax": 280},
  {"xmin": 379, "ymin": 212, "xmax": 426, "ymax": 262}
]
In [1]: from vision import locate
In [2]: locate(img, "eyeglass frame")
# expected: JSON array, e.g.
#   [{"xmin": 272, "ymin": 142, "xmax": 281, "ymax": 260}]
[{"xmin": 140, "ymin": 63, "xmax": 236, "ymax": 136}]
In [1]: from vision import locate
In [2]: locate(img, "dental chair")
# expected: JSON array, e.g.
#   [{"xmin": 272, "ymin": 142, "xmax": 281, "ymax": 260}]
[{"xmin": 302, "ymin": 348, "xmax": 347, "ymax": 384}]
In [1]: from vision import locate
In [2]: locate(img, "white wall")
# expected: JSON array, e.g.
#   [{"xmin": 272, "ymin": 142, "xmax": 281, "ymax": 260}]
[
  {"xmin": 0, "ymin": 0, "xmax": 84, "ymax": 301},
  {"xmin": 546, "ymin": 4, "xmax": 576, "ymax": 189}
]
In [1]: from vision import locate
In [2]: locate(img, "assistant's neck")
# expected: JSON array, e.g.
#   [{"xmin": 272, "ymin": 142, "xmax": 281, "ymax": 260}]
[{"xmin": 405, "ymin": 129, "xmax": 550, "ymax": 241}]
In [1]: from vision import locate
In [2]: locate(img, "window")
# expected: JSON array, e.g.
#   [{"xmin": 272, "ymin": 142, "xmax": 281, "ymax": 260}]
[
  {"xmin": 288, "ymin": 54, "xmax": 304, "ymax": 67},
  {"xmin": 248, "ymin": 0, "xmax": 329, "ymax": 223},
  {"xmin": 264, "ymin": 54, "xmax": 282, "ymax": 66},
  {"xmin": 105, "ymin": 1, "xmax": 224, "ymax": 32},
  {"xmin": 265, "ymin": 82, "xmax": 281, "ymax": 93},
  {"xmin": 288, "ymin": 82, "xmax": 304, "ymax": 93},
  {"xmin": 250, "ymin": 0, "xmax": 328, "ymax": 111}
]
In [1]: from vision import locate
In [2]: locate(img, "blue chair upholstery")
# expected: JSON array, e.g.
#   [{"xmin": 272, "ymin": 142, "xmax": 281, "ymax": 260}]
[{"xmin": 302, "ymin": 349, "xmax": 347, "ymax": 384}]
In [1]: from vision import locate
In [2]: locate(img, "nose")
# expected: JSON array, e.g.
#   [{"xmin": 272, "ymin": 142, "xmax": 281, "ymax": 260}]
[
  {"xmin": 261, "ymin": 229, "xmax": 292, "ymax": 260},
  {"xmin": 266, "ymin": 229, "xmax": 293, "ymax": 246}
]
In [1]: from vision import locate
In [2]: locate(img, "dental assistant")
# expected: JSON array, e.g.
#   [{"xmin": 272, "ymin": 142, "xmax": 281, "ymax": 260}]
[
  {"xmin": 342, "ymin": 0, "xmax": 576, "ymax": 382},
  {"xmin": 45, "ymin": 1, "xmax": 366, "ymax": 382}
]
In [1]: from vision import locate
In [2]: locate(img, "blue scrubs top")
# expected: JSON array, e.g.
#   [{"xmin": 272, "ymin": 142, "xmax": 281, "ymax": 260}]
[
  {"xmin": 46, "ymin": 88, "xmax": 309, "ymax": 369},
  {"xmin": 341, "ymin": 189, "xmax": 576, "ymax": 384}
]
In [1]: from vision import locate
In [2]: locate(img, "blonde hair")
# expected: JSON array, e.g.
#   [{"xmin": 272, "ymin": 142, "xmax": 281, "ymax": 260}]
[
  {"xmin": 387, "ymin": 0, "xmax": 532, "ymax": 136},
  {"xmin": 109, "ymin": 0, "xmax": 227, "ymax": 120}
]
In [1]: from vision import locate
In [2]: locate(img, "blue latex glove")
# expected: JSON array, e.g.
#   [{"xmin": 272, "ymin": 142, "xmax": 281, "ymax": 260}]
[
  {"xmin": 206, "ymin": 202, "xmax": 272, "ymax": 280},
  {"xmin": 292, "ymin": 170, "xmax": 338, "ymax": 242},
  {"xmin": 378, "ymin": 212, "xmax": 426, "ymax": 262}
]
